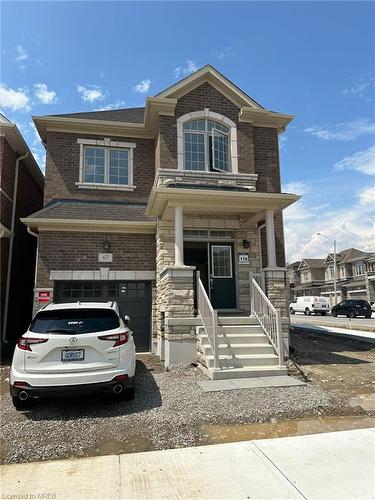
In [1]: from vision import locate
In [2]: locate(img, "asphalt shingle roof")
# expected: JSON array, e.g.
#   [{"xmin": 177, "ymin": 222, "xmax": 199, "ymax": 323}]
[
  {"xmin": 48, "ymin": 107, "xmax": 145, "ymax": 124},
  {"xmin": 27, "ymin": 199, "xmax": 154, "ymax": 223}
]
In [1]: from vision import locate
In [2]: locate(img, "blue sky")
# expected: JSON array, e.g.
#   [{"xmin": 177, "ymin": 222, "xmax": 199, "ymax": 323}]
[{"xmin": 1, "ymin": 1, "xmax": 374, "ymax": 261}]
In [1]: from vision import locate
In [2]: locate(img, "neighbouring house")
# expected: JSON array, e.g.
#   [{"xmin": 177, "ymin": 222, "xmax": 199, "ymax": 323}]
[
  {"xmin": 22, "ymin": 65, "xmax": 300, "ymax": 379},
  {"xmin": 287, "ymin": 248, "xmax": 375, "ymax": 306},
  {"xmin": 0, "ymin": 114, "xmax": 44, "ymax": 352}
]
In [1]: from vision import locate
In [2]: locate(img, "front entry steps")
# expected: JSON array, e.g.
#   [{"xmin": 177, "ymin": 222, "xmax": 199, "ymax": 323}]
[{"xmin": 197, "ymin": 316, "xmax": 287, "ymax": 380}]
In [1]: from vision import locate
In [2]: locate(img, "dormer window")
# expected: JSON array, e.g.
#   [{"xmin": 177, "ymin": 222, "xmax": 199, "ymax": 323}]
[
  {"xmin": 183, "ymin": 119, "xmax": 230, "ymax": 172},
  {"xmin": 177, "ymin": 110, "xmax": 238, "ymax": 173}
]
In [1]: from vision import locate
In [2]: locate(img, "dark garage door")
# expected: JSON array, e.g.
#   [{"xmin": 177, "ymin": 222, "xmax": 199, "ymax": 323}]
[{"xmin": 54, "ymin": 281, "xmax": 152, "ymax": 352}]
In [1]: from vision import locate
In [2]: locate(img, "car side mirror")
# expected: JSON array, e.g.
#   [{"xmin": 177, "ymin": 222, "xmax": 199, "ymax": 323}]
[{"xmin": 123, "ymin": 315, "xmax": 130, "ymax": 325}]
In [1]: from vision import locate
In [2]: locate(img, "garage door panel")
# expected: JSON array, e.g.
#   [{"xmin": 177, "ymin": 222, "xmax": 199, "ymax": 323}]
[{"xmin": 54, "ymin": 281, "xmax": 152, "ymax": 352}]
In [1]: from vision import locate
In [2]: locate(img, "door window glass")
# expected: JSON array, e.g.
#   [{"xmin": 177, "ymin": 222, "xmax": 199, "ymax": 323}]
[{"xmin": 212, "ymin": 245, "xmax": 232, "ymax": 278}]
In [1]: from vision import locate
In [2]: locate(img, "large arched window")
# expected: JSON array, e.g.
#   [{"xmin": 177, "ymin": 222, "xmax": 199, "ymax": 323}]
[
  {"xmin": 177, "ymin": 110, "xmax": 238, "ymax": 173},
  {"xmin": 183, "ymin": 119, "xmax": 230, "ymax": 172}
]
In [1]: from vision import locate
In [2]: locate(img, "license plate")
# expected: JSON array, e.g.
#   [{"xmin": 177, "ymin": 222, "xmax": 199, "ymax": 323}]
[{"xmin": 61, "ymin": 349, "xmax": 84, "ymax": 362}]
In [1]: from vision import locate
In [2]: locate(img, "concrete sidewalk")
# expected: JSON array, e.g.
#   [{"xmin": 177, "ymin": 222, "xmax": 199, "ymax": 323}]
[
  {"xmin": 291, "ymin": 322, "xmax": 375, "ymax": 344},
  {"xmin": 1, "ymin": 428, "xmax": 374, "ymax": 499}
]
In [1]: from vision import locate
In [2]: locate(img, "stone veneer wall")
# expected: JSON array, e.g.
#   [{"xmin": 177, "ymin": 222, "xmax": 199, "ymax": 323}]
[
  {"xmin": 264, "ymin": 269, "xmax": 290, "ymax": 353},
  {"xmin": 155, "ymin": 213, "xmax": 264, "ymax": 354}
]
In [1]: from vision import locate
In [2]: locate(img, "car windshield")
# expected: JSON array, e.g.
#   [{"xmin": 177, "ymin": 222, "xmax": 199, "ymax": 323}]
[{"xmin": 30, "ymin": 309, "xmax": 120, "ymax": 334}]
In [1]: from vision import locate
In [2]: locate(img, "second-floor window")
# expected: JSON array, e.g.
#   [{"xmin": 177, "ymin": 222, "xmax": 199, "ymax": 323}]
[
  {"xmin": 301, "ymin": 271, "xmax": 309, "ymax": 282},
  {"xmin": 183, "ymin": 119, "xmax": 230, "ymax": 172},
  {"xmin": 83, "ymin": 147, "xmax": 130, "ymax": 185},
  {"xmin": 326, "ymin": 266, "xmax": 334, "ymax": 279},
  {"xmin": 354, "ymin": 263, "xmax": 364, "ymax": 276}
]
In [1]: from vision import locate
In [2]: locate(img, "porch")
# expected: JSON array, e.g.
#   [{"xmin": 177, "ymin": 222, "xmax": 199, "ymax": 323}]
[{"xmin": 147, "ymin": 169, "xmax": 299, "ymax": 377}]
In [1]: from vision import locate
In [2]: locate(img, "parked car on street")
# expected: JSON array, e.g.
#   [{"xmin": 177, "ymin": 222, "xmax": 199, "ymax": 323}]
[
  {"xmin": 10, "ymin": 301, "xmax": 136, "ymax": 410},
  {"xmin": 289, "ymin": 296, "xmax": 330, "ymax": 316},
  {"xmin": 331, "ymin": 299, "xmax": 373, "ymax": 319}
]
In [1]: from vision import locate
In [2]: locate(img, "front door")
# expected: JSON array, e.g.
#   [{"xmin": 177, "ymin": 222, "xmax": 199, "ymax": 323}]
[{"xmin": 210, "ymin": 243, "xmax": 236, "ymax": 309}]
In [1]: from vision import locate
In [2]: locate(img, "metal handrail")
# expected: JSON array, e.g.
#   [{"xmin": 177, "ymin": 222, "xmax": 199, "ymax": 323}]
[
  {"xmin": 250, "ymin": 276, "xmax": 284, "ymax": 366},
  {"xmin": 196, "ymin": 271, "xmax": 219, "ymax": 368}
]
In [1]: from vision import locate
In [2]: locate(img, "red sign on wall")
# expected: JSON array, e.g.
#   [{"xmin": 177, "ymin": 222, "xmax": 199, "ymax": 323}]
[{"xmin": 38, "ymin": 291, "xmax": 51, "ymax": 303}]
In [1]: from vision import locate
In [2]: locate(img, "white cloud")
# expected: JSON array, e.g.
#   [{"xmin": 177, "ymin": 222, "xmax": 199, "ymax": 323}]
[
  {"xmin": 283, "ymin": 181, "xmax": 309, "ymax": 195},
  {"xmin": 304, "ymin": 119, "xmax": 375, "ymax": 141},
  {"xmin": 15, "ymin": 45, "xmax": 28, "ymax": 61},
  {"xmin": 334, "ymin": 145, "xmax": 375, "ymax": 176},
  {"xmin": 174, "ymin": 60, "xmax": 198, "ymax": 79},
  {"xmin": 133, "ymin": 79, "xmax": 151, "ymax": 94},
  {"xmin": 358, "ymin": 185, "xmax": 375, "ymax": 206},
  {"xmin": 94, "ymin": 101, "xmax": 126, "ymax": 111},
  {"xmin": 34, "ymin": 83, "xmax": 58, "ymax": 104},
  {"xmin": 284, "ymin": 190, "xmax": 375, "ymax": 262},
  {"xmin": 212, "ymin": 46, "xmax": 235, "ymax": 60},
  {"xmin": 77, "ymin": 85, "xmax": 105, "ymax": 103},
  {"xmin": 341, "ymin": 74, "xmax": 375, "ymax": 99},
  {"xmin": 0, "ymin": 84, "xmax": 30, "ymax": 112}
]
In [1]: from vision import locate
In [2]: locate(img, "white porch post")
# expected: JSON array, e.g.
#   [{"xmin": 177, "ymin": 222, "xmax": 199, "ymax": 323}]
[
  {"xmin": 265, "ymin": 209, "xmax": 277, "ymax": 268},
  {"xmin": 174, "ymin": 206, "xmax": 184, "ymax": 266}
]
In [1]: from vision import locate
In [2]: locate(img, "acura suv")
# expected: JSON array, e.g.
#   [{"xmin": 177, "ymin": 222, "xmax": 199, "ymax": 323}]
[
  {"xmin": 331, "ymin": 299, "xmax": 372, "ymax": 319},
  {"xmin": 10, "ymin": 302, "xmax": 136, "ymax": 410}
]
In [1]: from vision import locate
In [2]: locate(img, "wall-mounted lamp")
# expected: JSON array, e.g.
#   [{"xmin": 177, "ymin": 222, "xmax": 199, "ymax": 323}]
[
  {"xmin": 242, "ymin": 239, "xmax": 250, "ymax": 249},
  {"xmin": 103, "ymin": 240, "xmax": 111, "ymax": 252}
]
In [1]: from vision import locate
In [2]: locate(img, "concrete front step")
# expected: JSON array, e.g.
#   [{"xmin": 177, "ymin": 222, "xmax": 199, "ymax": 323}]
[
  {"xmin": 207, "ymin": 365, "xmax": 287, "ymax": 380},
  {"xmin": 201, "ymin": 343, "xmax": 275, "ymax": 356},
  {"xmin": 199, "ymin": 333, "xmax": 270, "ymax": 346},
  {"xmin": 206, "ymin": 353, "xmax": 280, "ymax": 368},
  {"xmin": 197, "ymin": 325, "xmax": 265, "ymax": 335},
  {"xmin": 218, "ymin": 316, "xmax": 258, "ymax": 325}
]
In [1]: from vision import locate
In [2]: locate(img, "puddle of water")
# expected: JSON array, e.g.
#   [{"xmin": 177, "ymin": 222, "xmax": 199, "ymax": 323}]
[
  {"xmin": 83, "ymin": 435, "xmax": 154, "ymax": 458},
  {"xmin": 201, "ymin": 415, "xmax": 375, "ymax": 445},
  {"xmin": 349, "ymin": 394, "xmax": 375, "ymax": 411}
]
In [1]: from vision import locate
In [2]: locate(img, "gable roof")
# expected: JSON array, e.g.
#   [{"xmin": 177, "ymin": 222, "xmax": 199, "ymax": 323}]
[
  {"xmin": 298, "ymin": 258, "xmax": 325, "ymax": 270},
  {"xmin": 156, "ymin": 64, "xmax": 264, "ymax": 110}
]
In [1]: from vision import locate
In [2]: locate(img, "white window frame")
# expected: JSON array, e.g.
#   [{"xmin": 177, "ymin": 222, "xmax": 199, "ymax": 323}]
[
  {"xmin": 211, "ymin": 244, "xmax": 233, "ymax": 278},
  {"xmin": 177, "ymin": 109, "xmax": 238, "ymax": 173},
  {"xmin": 76, "ymin": 138, "xmax": 136, "ymax": 191}
]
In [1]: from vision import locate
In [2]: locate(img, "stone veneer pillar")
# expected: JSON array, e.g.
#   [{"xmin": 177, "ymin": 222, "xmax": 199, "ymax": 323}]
[
  {"xmin": 264, "ymin": 268, "xmax": 290, "ymax": 354},
  {"xmin": 157, "ymin": 265, "xmax": 197, "ymax": 367}
]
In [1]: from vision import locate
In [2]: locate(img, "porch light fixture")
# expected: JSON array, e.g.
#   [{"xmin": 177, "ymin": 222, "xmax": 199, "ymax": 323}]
[
  {"xmin": 103, "ymin": 240, "xmax": 111, "ymax": 252},
  {"xmin": 242, "ymin": 239, "xmax": 250, "ymax": 249}
]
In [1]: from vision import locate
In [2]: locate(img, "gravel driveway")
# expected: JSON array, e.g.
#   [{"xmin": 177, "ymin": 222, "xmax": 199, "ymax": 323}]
[{"xmin": 0, "ymin": 354, "xmax": 350, "ymax": 464}]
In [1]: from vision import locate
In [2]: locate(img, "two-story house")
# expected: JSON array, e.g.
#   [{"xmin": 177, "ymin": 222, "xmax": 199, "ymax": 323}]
[
  {"xmin": 1, "ymin": 114, "xmax": 44, "ymax": 353},
  {"xmin": 288, "ymin": 248, "xmax": 375, "ymax": 306},
  {"xmin": 23, "ymin": 66, "xmax": 299, "ymax": 379}
]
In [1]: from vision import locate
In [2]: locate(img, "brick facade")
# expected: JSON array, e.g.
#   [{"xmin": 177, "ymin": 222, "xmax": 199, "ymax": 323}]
[
  {"xmin": 36, "ymin": 231, "xmax": 156, "ymax": 288},
  {"xmin": 0, "ymin": 136, "xmax": 43, "ymax": 347},
  {"xmin": 44, "ymin": 132, "xmax": 155, "ymax": 205}
]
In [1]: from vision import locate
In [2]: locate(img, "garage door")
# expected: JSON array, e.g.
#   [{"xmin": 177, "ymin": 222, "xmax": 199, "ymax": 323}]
[{"xmin": 54, "ymin": 281, "xmax": 152, "ymax": 352}]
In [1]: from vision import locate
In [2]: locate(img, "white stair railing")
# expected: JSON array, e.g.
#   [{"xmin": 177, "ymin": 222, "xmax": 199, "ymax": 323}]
[
  {"xmin": 250, "ymin": 275, "xmax": 284, "ymax": 367},
  {"xmin": 196, "ymin": 271, "xmax": 219, "ymax": 368}
]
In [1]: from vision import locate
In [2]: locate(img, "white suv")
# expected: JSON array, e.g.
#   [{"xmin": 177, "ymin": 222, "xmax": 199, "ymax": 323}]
[{"xmin": 10, "ymin": 301, "xmax": 136, "ymax": 410}]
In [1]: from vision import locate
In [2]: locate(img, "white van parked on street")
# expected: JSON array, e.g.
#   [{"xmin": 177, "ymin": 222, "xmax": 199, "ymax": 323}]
[{"xmin": 289, "ymin": 296, "xmax": 330, "ymax": 316}]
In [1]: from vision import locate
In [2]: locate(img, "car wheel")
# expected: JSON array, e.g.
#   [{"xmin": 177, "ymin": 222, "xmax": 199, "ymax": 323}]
[
  {"xmin": 321, "ymin": 312, "xmax": 326, "ymax": 316},
  {"xmin": 365, "ymin": 315, "xmax": 372, "ymax": 319},
  {"xmin": 305, "ymin": 308, "xmax": 311, "ymax": 316},
  {"xmin": 12, "ymin": 395, "xmax": 31, "ymax": 411},
  {"xmin": 122, "ymin": 387, "xmax": 135, "ymax": 401},
  {"xmin": 290, "ymin": 307, "xmax": 295, "ymax": 315},
  {"xmin": 332, "ymin": 310, "xmax": 337, "ymax": 317},
  {"xmin": 347, "ymin": 310, "xmax": 356, "ymax": 318}
]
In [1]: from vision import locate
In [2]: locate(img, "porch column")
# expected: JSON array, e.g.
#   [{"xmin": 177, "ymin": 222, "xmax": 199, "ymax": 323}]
[
  {"xmin": 265, "ymin": 209, "xmax": 277, "ymax": 267},
  {"xmin": 174, "ymin": 206, "xmax": 184, "ymax": 266}
]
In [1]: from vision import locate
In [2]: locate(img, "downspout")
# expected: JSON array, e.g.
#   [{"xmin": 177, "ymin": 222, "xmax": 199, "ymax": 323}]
[{"xmin": 2, "ymin": 151, "xmax": 29, "ymax": 344}]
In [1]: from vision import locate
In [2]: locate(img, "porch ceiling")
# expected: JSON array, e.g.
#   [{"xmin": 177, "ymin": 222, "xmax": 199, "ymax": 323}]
[{"xmin": 145, "ymin": 186, "xmax": 300, "ymax": 221}]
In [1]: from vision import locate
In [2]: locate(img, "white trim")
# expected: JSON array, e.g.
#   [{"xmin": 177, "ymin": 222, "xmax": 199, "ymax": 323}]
[
  {"xmin": 75, "ymin": 182, "xmax": 136, "ymax": 192},
  {"xmin": 50, "ymin": 270, "xmax": 156, "ymax": 281},
  {"xmin": 78, "ymin": 140, "xmax": 135, "ymax": 190},
  {"xmin": 77, "ymin": 138, "xmax": 136, "ymax": 148},
  {"xmin": 177, "ymin": 110, "xmax": 238, "ymax": 173}
]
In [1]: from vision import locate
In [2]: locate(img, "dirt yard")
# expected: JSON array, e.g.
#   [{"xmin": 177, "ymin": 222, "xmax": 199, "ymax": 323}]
[{"xmin": 289, "ymin": 329, "xmax": 375, "ymax": 408}]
